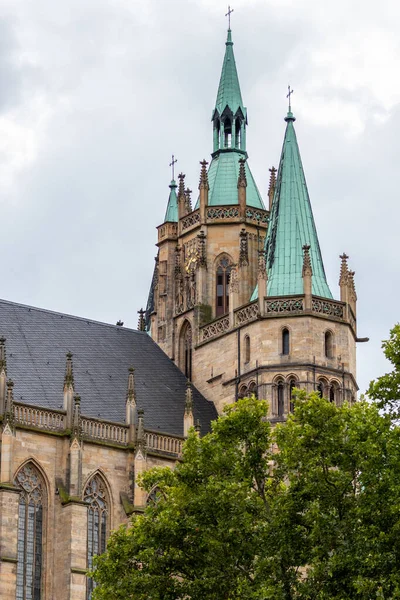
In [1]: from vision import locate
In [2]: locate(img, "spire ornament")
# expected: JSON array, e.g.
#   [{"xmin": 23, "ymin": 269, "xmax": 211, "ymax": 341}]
[
  {"xmin": 225, "ymin": 5, "xmax": 234, "ymax": 29},
  {"xmin": 199, "ymin": 159, "xmax": 209, "ymax": 190},
  {"xmin": 64, "ymin": 351, "xmax": 74, "ymax": 390},
  {"xmin": 302, "ymin": 244, "xmax": 313, "ymax": 277},
  {"xmin": 0, "ymin": 337, "xmax": 7, "ymax": 375},
  {"xmin": 239, "ymin": 228, "xmax": 249, "ymax": 267},
  {"xmin": 3, "ymin": 379, "xmax": 15, "ymax": 431},
  {"xmin": 169, "ymin": 154, "xmax": 177, "ymax": 180},
  {"xmin": 197, "ymin": 231, "xmax": 207, "ymax": 268},
  {"xmin": 71, "ymin": 395, "xmax": 82, "ymax": 440},
  {"xmin": 178, "ymin": 173, "xmax": 185, "ymax": 198},
  {"xmin": 339, "ymin": 253, "xmax": 349, "ymax": 286},
  {"xmin": 184, "ymin": 188, "xmax": 193, "ymax": 213},
  {"xmin": 238, "ymin": 158, "xmax": 247, "ymax": 188},
  {"xmin": 137, "ymin": 308, "xmax": 146, "ymax": 331}
]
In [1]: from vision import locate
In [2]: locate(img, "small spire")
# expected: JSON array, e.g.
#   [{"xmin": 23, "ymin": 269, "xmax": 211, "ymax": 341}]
[
  {"xmin": 137, "ymin": 408, "xmax": 145, "ymax": 447},
  {"xmin": 5, "ymin": 379, "xmax": 14, "ymax": 414},
  {"xmin": 185, "ymin": 381, "xmax": 193, "ymax": 414},
  {"xmin": 258, "ymin": 250, "xmax": 267, "ymax": 279},
  {"xmin": 268, "ymin": 166, "xmax": 277, "ymax": 197},
  {"xmin": 137, "ymin": 308, "xmax": 146, "ymax": 331},
  {"xmin": 127, "ymin": 367, "xmax": 136, "ymax": 404},
  {"xmin": 178, "ymin": 173, "xmax": 185, "ymax": 198},
  {"xmin": 197, "ymin": 231, "xmax": 207, "ymax": 268},
  {"xmin": 348, "ymin": 270, "xmax": 357, "ymax": 301},
  {"xmin": 302, "ymin": 244, "xmax": 313, "ymax": 277},
  {"xmin": 238, "ymin": 158, "xmax": 247, "ymax": 188},
  {"xmin": 184, "ymin": 188, "xmax": 193, "ymax": 213},
  {"xmin": 194, "ymin": 418, "xmax": 201, "ymax": 435},
  {"xmin": 64, "ymin": 351, "xmax": 74, "ymax": 389},
  {"xmin": 72, "ymin": 394, "xmax": 82, "ymax": 439},
  {"xmin": 0, "ymin": 337, "xmax": 7, "ymax": 375},
  {"xmin": 199, "ymin": 159, "xmax": 209, "ymax": 190},
  {"xmin": 339, "ymin": 253, "xmax": 349, "ymax": 286},
  {"xmin": 239, "ymin": 228, "xmax": 249, "ymax": 267}
]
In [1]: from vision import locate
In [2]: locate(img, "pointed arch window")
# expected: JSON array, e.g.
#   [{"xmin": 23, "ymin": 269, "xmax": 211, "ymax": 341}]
[
  {"xmin": 282, "ymin": 328, "xmax": 290, "ymax": 355},
  {"xmin": 248, "ymin": 381, "xmax": 257, "ymax": 399},
  {"xmin": 325, "ymin": 331, "xmax": 334, "ymax": 359},
  {"xmin": 180, "ymin": 321, "xmax": 193, "ymax": 381},
  {"xmin": 244, "ymin": 335, "xmax": 250, "ymax": 364},
  {"xmin": 289, "ymin": 379, "xmax": 297, "ymax": 413},
  {"xmin": 84, "ymin": 474, "xmax": 109, "ymax": 600},
  {"xmin": 277, "ymin": 382, "xmax": 285, "ymax": 417},
  {"xmin": 15, "ymin": 463, "xmax": 45, "ymax": 600},
  {"xmin": 317, "ymin": 382, "xmax": 324, "ymax": 398},
  {"xmin": 216, "ymin": 256, "xmax": 232, "ymax": 316}
]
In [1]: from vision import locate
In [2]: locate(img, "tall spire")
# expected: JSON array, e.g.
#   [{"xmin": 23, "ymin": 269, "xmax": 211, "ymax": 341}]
[
  {"xmin": 214, "ymin": 27, "xmax": 245, "ymax": 120},
  {"xmin": 197, "ymin": 26, "xmax": 265, "ymax": 210},
  {"xmin": 253, "ymin": 107, "xmax": 332, "ymax": 299}
]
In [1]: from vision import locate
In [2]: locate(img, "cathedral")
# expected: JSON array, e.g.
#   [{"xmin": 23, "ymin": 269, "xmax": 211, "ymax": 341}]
[{"xmin": 0, "ymin": 21, "xmax": 359, "ymax": 600}]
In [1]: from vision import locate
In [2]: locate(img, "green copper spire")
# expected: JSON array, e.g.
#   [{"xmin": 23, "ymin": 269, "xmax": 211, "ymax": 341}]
[
  {"xmin": 252, "ymin": 109, "xmax": 332, "ymax": 299},
  {"xmin": 164, "ymin": 179, "xmax": 178, "ymax": 222},
  {"xmin": 214, "ymin": 29, "xmax": 245, "ymax": 119},
  {"xmin": 194, "ymin": 27, "xmax": 264, "ymax": 210}
]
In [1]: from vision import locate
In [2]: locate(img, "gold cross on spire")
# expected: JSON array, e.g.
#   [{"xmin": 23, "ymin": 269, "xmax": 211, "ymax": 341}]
[
  {"xmin": 225, "ymin": 5, "xmax": 234, "ymax": 29},
  {"xmin": 287, "ymin": 85, "xmax": 294, "ymax": 112},
  {"xmin": 169, "ymin": 154, "xmax": 177, "ymax": 180}
]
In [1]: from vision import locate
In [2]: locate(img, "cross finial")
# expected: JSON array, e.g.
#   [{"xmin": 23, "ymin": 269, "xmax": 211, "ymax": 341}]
[
  {"xmin": 287, "ymin": 85, "xmax": 294, "ymax": 112},
  {"xmin": 169, "ymin": 154, "xmax": 178, "ymax": 180},
  {"xmin": 225, "ymin": 5, "xmax": 234, "ymax": 29}
]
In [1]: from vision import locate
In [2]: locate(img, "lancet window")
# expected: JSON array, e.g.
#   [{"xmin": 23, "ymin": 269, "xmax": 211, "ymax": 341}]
[
  {"xmin": 277, "ymin": 382, "xmax": 285, "ymax": 416},
  {"xmin": 325, "ymin": 331, "xmax": 334, "ymax": 359},
  {"xmin": 15, "ymin": 462, "xmax": 45, "ymax": 600},
  {"xmin": 289, "ymin": 379, "xmax": 297, "ymax": 413},
  {"xmin": 180, "ymin": 321, "xmax": 193, "ymax": 380},
  {"xmin": 84, "ymin": 474, "xmax": 109, "ymax": 600},
  {"xmin": 282, "ymin": 328, "xmax": 290, "ymax": 355},
  {"xmin": 244, "ymin": 335, "xmax": 250, "ymax": 363},
  {"xmin": 216, "ymin": 256, "xmax": 232, "ymax": 316}
]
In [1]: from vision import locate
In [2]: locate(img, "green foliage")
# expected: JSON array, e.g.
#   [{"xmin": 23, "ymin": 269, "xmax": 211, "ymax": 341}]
[
  {"xmin": 92, "ymin": 393, "xmax": 400, "ymax": 600},
  {"xmin": 368, "ymin": 323, "xmax": 400, "ymax": 417}
]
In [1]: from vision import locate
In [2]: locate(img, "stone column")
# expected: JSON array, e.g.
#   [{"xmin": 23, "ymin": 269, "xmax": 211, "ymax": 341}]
[
  {"xmin": 198, "ymin": 160, "xmax": 209, "ymax": 224},
  {"xmin": 257, "ymin": 251, "xmax": 267, "ymax": 317},
  {"xmin": 228, "ymin": 266, "xmax": 239, "ymax": 328},
  {"xmin": 183, "ymin": 382, "xmax": 194, "ymax": 437},
  {"xmin": 237, "ymin": 158, "xmax": 247, "ymax": 219},
  {"xmin": 302, "ymin": 245, "xmax": 313, "ymax": 311}
]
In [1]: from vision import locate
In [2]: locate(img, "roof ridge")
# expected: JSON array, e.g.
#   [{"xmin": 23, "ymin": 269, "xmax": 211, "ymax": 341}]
[{"xmin": 0, "ymin": 297, "xmax": 146, "ymax": 335}]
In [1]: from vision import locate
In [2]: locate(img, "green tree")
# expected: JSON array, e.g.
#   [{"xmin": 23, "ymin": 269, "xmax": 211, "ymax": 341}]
[
  {"xmin": 368, "ymin": 323, "xmax": 400, "ymax": 417},
  {"xmin": 92, "ymin": 393, "xmax": 400, "ymax": 600}
]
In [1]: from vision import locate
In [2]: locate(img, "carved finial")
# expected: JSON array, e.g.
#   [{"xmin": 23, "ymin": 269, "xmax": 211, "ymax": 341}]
[
  {"xmin": 302, "ymin": 244, "xmax": 313, "ymax": 277},
  {"xmin": 229, "ymin": 265, "xmax": 239, "ymax": 294},
  {"xmin": 116, "ymin": 320, "xmax": 124, "ymax": 327},
  {"xmin": 199, "ymin": 159, "xmax": 209, "ymax": 190},
  {"xmin": 258, "ymin": 250, "xmax": 267, "ymax": 279},
  {"xmin": 0, "ymin": 337, "xmax": 7, "ymax": 375},
  {"xmin": 194, "ymin": 418, "xmax": 201, "ymax": 435},
  {"xmin": 178, "ymin": 172, "xmax": 186, "ymax": 198},
  {"xmin": 339, "ymin": 253, "xmax": 349, "ymax": 286},
  {"xmin": 239, "ymin": 228, "xmax": 249, "ymax": 267},
  {"xmin": 72, "ymin": 394, "xmax": 82, "ymax": 439},
  {"xmin": 348, "ymin": 270, "xmax": 357, "ymax": 301},
  {"xmin": 197, "ymin": 231, "xmax": 207, "ymax": 268},
  {"xmin": 3, "ymin": 378, "xmax": 15, "ymax": 429},
  {"xmin": 64, "ymin": 351, "xmax": 74, "ymax": 390},
  {"xmin": 185, "ymin": 381, "xmax": 193, "ymax": 414},
  {"xmin": 268, "ymin": 166, "xmax": 277, "ymax": 196},
  {"xmin": 127, "ymin": 367, "xmax": 136, "ymax": 404},
  {"xmin": 238, "ymin": 158, "xmax": 247, "ymax": 188},
  {"xmin": 137, "ymin": 308, "xmax": 146, "ymax": 331},
  {"xmin": 137, "ymin": 408, "xmax": 145, "ymax": 448},
  {"xmin": 184, "ymin": 188, "xmax": 193, "ymax": 213}
]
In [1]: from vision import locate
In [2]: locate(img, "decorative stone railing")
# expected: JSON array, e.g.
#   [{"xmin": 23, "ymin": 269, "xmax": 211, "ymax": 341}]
[
  {"xmin": 181, "ymin": 210, "xmax": 200, "ymax": 231},
  {"xmin": 207, "ymin": 206, "xmax": 239, "ymax": 220},
  {"xmin": 265, "ymin": 297, "xmax": 304, "ymax": 314},
  {"xmin": 312, "ymin": 297, "xmax": 345, "ymax": 319},
  {"xmin": 14, "ymin": 403, "xmax": 66, "ymax": 432},
  {"xmin": 145, "ymin": 430, "xmax": 184, "ymax": 455},
  {"xmin": 81, "ymin": 417, "xmax": 128, "ymax": 445},
  {"xmin": 245, "ymin": 207, "xmax": 269, "ymax": 225},
  {"xmin": 234, "ymin": 301, "xmax": 260, "ymax": 326},
  {"xmin": 200, "ymin": 315, "xmax": 230, "ymax": 342}
]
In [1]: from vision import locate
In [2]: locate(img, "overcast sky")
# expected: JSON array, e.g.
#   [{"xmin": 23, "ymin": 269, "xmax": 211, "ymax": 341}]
[{"xmin": 0, "ymin": 0, "xmax": 398, "ymax": 395}]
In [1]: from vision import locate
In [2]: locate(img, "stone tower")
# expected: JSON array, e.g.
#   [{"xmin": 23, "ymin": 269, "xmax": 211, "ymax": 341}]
[{"xmin": 147, "ymin": 25, "xmax": 359, "ymax": 416}]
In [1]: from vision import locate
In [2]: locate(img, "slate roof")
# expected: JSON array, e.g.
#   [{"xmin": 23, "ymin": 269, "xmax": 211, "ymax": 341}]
[
  {"xmin": 252, "ymin": 111, "xmax": 332, "ymax": 300},
  {"xmin": 0, "ymin": 298, "xmax": 217, "ymax": 436}
]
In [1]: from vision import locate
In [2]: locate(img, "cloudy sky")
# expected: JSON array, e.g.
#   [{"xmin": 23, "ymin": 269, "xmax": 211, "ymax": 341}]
[{"xmin": 0, "ymin": 0, "xmax": 398, "ymax": 394}]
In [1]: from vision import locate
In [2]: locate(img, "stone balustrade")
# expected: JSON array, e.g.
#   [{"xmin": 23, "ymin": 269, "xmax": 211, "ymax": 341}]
[
  {"xmin": 200, "ymin": 315, "xmax": 230, "ymax": 342},
  {"xmin": 81, "ymin": 417, "xmax": 128, "ymax": 445},
  {"xmin": 11, "ymin": 401, "xmax": 184, "ymax": 457},
  {"xmin": 145, "ymin": 430, "xmax": 184, "ymax": 456},
  {"xmin": 14, "ymin": 403, "xmax": 66, "ymax": 432},
  {"xmin": 181, "ymin": 210, "xmax": 200, "ymax": 231},
  {"xmin": 234, "ymin": 301, "xmax": 260, "ymax": 326}
]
